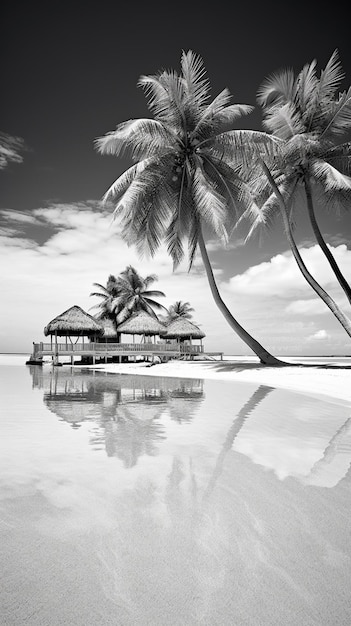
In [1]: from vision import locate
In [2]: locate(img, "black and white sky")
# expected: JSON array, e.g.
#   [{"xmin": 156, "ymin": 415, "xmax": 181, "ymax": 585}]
[{"xmin": 1, "ymin": 2, "xmax": 351, "ymax": 355}]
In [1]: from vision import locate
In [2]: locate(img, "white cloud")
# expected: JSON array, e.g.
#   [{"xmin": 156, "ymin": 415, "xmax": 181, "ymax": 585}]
[
  {"xmin": 285, "ymin": 299, "xmax": 327, "ymax": 316},
  {"xmin": 227, "ymin": 245, "xmax": 351, "ymax": 299},
  {"xmin": 0, "ymin": 132, "xmax": 26, "ymax": 169},
  {"xmin": 0, "ymin": 210, "xmax": 39, "ymax": 224},
  {"xmin": 307, "ymin": 330, "xmax": 329, "ymax": 341}
]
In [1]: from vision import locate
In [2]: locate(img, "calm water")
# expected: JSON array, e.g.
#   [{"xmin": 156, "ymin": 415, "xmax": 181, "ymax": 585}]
[{"xmin": 1, "ymin": 356, "xmax": 351, "ymax": 625}]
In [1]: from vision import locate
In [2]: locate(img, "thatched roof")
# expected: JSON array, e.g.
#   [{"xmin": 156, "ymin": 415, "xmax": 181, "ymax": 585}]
[
  {"xmin": 164, "ymin": 317, "xmax": 205, "ymax": 339},
  {"xmin": 44, "ymin": 305, "xmax": 103, "ymax": 337},
  {"xmin": 117, "ymin": 311, "xmax": 167, "ymax": 336}
]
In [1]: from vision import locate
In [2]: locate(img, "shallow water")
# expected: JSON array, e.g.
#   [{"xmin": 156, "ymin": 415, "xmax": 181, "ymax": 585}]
[{"xmin": 1, "ymin": 357, "xmax": 351, "ymax": 625}]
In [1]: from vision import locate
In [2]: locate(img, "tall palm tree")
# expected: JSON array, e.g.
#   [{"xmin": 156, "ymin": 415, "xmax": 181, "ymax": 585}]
[
  {"xmin": 95, "ymin": 50, "xmax": 285, "ymax": 365},
  {"xmin": 258, "ymin": 161, "xmax": 351, "ymax": 337},
  {"xmin": 114, "ymin": 265, "xmax": 168, "ymax": 323},
  {"xmin": 255, "ymin": 50, "xmax": 351, "ymax": 306}
]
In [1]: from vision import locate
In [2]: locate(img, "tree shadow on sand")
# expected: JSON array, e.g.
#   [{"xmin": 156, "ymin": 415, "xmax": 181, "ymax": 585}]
[{"xmin": 197, "ymin": 361, "xmax": 351, "ymax": 375}]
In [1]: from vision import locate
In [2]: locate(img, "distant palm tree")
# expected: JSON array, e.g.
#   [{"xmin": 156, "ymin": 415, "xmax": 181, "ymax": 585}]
[
  {"xmin": 255, "ymin": 50, "xmax": 351, "ymax": 306},
  {"xmin": 114, "ymin": 265, "xmax": 168, "ymax": 323},
  {"xmin": 168, "ymin": 301, "xmax": 194, "ymax": 321},
  {"xmin": 95, "ymin": 50, "xmax": 284, "ymax": 365},
  {"xmin": 90, "ymin": 274, "xmax": 120, "ymax": 329}
]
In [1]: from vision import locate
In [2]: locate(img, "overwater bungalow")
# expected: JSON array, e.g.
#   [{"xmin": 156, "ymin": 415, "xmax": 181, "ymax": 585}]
[
  {"xmin": 163, "ymin": 317, "xmax": 205, "ymax": 359},
  {"xmin": 30, "ymin": 305, "xmax": 218, "ymax": 365},
  {"xmin": 117, "ymin": 310, "xmax": 167, "ymax": 345}
]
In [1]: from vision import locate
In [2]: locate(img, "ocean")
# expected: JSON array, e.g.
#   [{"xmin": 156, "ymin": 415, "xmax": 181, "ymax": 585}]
[{"xmin": 1, "ymin": 354, "xmax": 351, "ymax": 624}]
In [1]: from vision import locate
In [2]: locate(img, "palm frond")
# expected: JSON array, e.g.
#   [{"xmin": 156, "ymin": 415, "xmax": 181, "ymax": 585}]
[
  {"xmin": 201, "ymin": 153, "xmax": 253, "ymax": 223},
  {"xmin": 156, "ymin": 70, "xmax": 188, "ymax": 130},
  {"xmin": 262, "ymin": 102, "xmax": 304, "ymax": 139},
  {"xmin": 102, "ymin": 159, "xmax": 152, "ymax": 204},
  {"xmin": 187, "ymin": 214, "xmax": 200, "ymax": 270},
  {"xmin": 193, "ymin": 89, "xmax": 253, "ymax": 140},
  {"xmin": 95, "ymin": 118, "xmax": 178, "ymax": 161},
  {"xmin": 257, "ymin": 68, "xmax": 295, "ymax": 108},
  {"xmin": 311, "ymin": 159, "xmax": 351, "ymax": 192},
  {"xmin": 320, "ymin": 87, "xmax": 351, "ymax": 140},
  {"xmin": 138, "ymin": 73, "xmax": 181, "ymax": 128},
  {"xmin": 296, "ymin": 59, "xmax": 318, "ymax": 114},
  {"xmin": 191, "ymin": 161, "xmax": 228, "ymax": 242},
  {"xmin": 90, "ymin": 282, "xmax": 108, "ymax": 294},
  {"xmin": 317, "ymin": 49, "xmax": 344, "ymax": 102},
  {"xmin": 112, "ymin": 156, "xmax": 173, "ymax": 223},
  {"xmin": 143, "ymin": 297, "xmax": 168, "ymax": 311},
  {"xmin": 180, "ymin": 49, "xmax": 210, "ymax": 109},
  {"xmin": 126, "ymin": 175, "xmax": 177, "ymax": 259},
  {"xmin": 165, "ymin": 213, "xmax": 185, "ymax": 268},
  {"xmin": 143, "ymin": 274, "xmax": 158, "ymax": 287},
  {"xmin": 323, "ymin": 141, "xmax": 351, "ymax": 176},
  {"xmin": 208, "ymin": 130, "xmax": 282, "ymax": 172},
  {"xmin": 143, "ymin": 289, "xmax": 166, "ymax": 298}
]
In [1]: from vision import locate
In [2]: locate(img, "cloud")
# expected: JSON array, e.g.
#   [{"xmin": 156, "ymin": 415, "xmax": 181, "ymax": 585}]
[
  {"xmin": 285, "ymin": 299, "xmax": 328, "ymax": 316},
  {"xmin": 1, "ymin": 203, "xmax": 350, "ymax": 356},
  {"xmin": 226, "ymin": 244, "xmax": 351, "ymax": 300},
  {"xmin": 0, "ymin": 132, "xmax": 26, "ymax": 169},
  {"xmin": 307, "ymin": 330, "xmax": 329, "ymax": 341},
  {"xmin": 0, "ymin": 210, "xmax": 40, "ymax": 224}
]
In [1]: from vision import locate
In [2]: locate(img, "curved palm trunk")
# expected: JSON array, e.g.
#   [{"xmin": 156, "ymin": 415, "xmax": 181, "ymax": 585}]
[
  {"xmin": 261, "ymin": 162, "xmax": 351, "ymax": 338},
  {"xmin": 198, "ymin": 229, "xmax": 286, "ymax": 365},
  {"xmin": 304, "ymin": 173, "xmax": 351, "ymax": 306}
]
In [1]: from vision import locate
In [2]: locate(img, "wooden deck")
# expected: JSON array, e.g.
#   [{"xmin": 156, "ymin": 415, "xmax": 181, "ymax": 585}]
[{"xmin": 31, "ymin": 341, "xmax": 222, "ymax": 364}]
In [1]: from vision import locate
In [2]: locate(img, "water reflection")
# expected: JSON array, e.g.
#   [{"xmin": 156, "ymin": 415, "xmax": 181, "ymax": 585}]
[
  {"xmin": 2, "ymin": 363, "xmax": 351, "ymax": 623},
  {"xmin": 26, "ymin": 365, "xmax": 351, "ymax": 487},
  {"xmin": 203, "ymin": 385, "xmax": 275, "ymax": 501},
  {"xmin": 28, "ymin": 366, "xmax": 204, "ymax": 467}
]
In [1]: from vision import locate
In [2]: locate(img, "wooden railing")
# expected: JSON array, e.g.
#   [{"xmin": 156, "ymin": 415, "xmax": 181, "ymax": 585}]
[{"xmin": 33, "ymin": 342, "xmax": 204, "ymax": 355}]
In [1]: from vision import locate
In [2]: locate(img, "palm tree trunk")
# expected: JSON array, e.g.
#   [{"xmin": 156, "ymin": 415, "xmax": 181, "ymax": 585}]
[
  {"xmin": 197, "ymin": 228, "xmax": 286, "ymax": 365},
  {"xmin": 261, "ymin": 161, "xmax": 351, "ymax": 338},
  {"xmin": 304, "ymin": 172, "xmax": 351, "ymax": 306}
]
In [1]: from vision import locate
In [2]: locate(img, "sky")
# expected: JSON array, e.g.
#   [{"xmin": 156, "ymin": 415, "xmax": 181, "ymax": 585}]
[{"xmin": 1, "ymin": 2, "xmax": 351, "ymax": 356}]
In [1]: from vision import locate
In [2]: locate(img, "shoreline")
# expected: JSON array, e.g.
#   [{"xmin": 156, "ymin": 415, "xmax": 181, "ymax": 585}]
[{"xmin": 80, "ymin": 357, "xmax": 351, "ymax": 407}]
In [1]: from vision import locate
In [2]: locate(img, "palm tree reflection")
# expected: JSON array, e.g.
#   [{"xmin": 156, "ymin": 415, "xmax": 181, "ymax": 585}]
[
  {"xmin": 202, "ymin": 385, "xmax": 275, "ymax": 501},
  {"xmin": 27, "ymin": 365, "xmax": 351, "ymax": 486},
  {"xmin": 28, "ymin": 366, "xmax": 204, "ymax": 465}
]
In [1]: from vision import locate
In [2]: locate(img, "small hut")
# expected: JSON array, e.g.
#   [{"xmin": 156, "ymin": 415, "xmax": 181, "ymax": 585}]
[
  {"xmin": 44, "ymin": 305, "xmax": 103, "ymax": 363},
  {"xmin": 117, "ymin": 310, "xmax": 167, "ymax": 344},
  {"xmin": 163, "ymin": 317, "xmax": 205, "ymax": 354}
]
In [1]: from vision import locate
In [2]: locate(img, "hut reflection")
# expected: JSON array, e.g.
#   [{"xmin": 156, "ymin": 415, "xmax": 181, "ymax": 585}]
[{"xmin": 28, "ymin": 366, "xmax": 204, "ymax": 466}]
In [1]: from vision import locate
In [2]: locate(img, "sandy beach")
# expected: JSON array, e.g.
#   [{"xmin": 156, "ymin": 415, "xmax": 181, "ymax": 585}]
[{"xmin": 82, "ymin": 357, "xmax": 351, "ymax": 406}]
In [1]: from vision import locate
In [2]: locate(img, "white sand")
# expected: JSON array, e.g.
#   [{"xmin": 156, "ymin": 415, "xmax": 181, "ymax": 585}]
[{"xmin": 82, "ymin": 357, "xmax": 351, "ymax": 406}]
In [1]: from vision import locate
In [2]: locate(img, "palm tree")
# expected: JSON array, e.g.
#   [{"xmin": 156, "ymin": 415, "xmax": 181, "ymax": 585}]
[
  {"xmin": 114, "ymin": 265, "xmax": 168, "ymax": 323},
  {"xmin": 255, "ymin": 50, "xmax": 351, "ymax": 307},
  {"xmin": 167, "ymin": 301, "xmax": 195, "ymax": 321},
  {"xmin": 258, "ymin": 161, "xmax": 351, "ymax": 337},
  {"xmin": 90, "ymin": 274, "xmax": 120, "ymax": 329},
  {"xmin": 95, "ymin": 50, "xmax": 285, "ymax": 365}
]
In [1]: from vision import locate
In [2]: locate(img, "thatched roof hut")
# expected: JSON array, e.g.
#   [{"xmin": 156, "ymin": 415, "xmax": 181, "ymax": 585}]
[
  {"xmin": 164, "ymin": 317, "xmax": 205, "ymax": 340},
  {"xmin": 44, "ymin": 305, "xmax": 103, "ymax": 337},
  {"xmin": 117, "ymin": 311, "xmax": 167, "ymax": 338}
]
